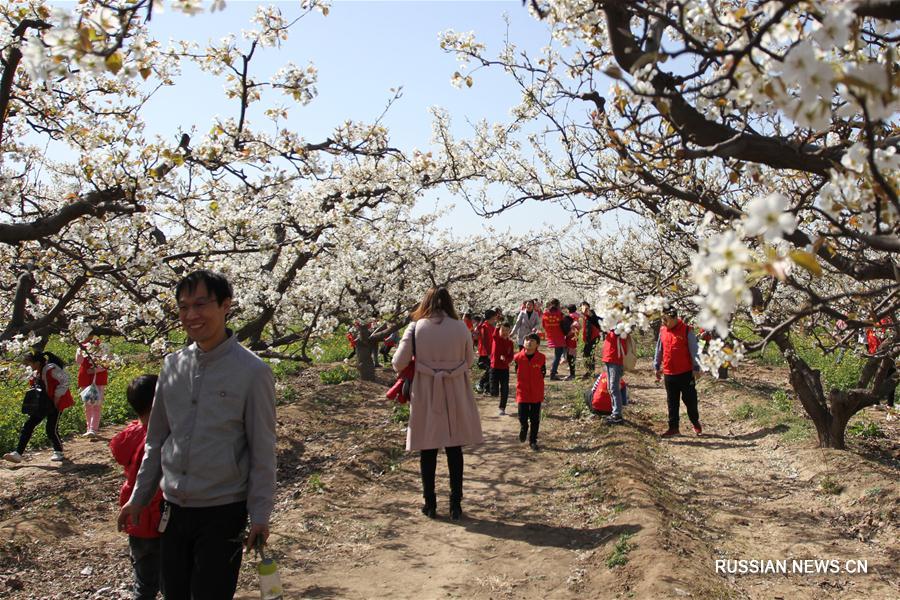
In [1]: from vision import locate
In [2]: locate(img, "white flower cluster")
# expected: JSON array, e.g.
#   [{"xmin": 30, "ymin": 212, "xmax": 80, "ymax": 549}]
[
  {"xmin": 698, "ymin": 337, "xmax": 746, "ymax": 373},
  {"xmin": 272, "ymin": 63, "xmax": 318, "ymax": 105},
  {"xmin": 594, "ymin": 285, "xmax": 667, "ymax": 338}
]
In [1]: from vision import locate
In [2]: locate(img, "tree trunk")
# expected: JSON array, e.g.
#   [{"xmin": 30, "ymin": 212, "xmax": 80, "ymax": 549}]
[
  {"xmin": 355, "ymin": 322, "xmax": 378, "ymax": 382},
  {"xmin": 773, "ymin": 331, "xmax": 891, "ymax": 449}
]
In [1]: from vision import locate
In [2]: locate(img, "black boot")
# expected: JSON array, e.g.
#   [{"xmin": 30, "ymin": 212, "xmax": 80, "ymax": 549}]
[
  {"xmin": 449, "ymin": 496, "xmax": 462, "ymax": 521},
  {"xmin": 447, "ymin": 447, "xmax": 464, "ymax": 521},
  {"xmin": 421, "ymin": 493, "xmax": 437, "ymax": 519}
]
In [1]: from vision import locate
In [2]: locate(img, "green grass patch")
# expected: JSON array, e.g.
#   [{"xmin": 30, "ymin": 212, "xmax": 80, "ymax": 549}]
[
  {"xmin": 729, "ymin": 389, "xmax": 812, "ymax": 443},
  {"xmin": 319, "ymin": 365, "xmax": 357, "ymax": 385},
  {"xmin": 847, "ymin": 420, "xmax": 885, "ymax": 439},
  {"xmin": 606, "ymin": 533, "xmax": 635, "ymax": 568},
  {"xmin": 311, "ymin": 328, "xmax": 353, "ymax": 364},
  {"xmin": 390, "ymin": 403, "xmax": 410, "ymax": 424},
  {"xmin": 731, "ymin": 402, "xmax": 755, "ymax": 420},
  {"xmin": 307, "ymin": 472, "xmax": 325, "ymax": 493},
  {"xmin": 570, "ymin": 399, "xmax": 587, "ymax": 419},
  {"xmin": 819, "ymin": 475, "xmax": 844, "ymax": 495},
  {"xmin": 732, "ymin": 321, "xmax": 866, "ymax": 391}
]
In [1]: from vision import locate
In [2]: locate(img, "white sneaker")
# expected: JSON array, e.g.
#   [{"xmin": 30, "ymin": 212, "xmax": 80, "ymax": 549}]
[
  {"xmin": 50, "ymin": 451, "xmax": 64, "ymax": 462},
  {"xmin": 3, "ymin": 451, "xmax": 23, "ymax": 463},
  {"xmin": 498, "ymin": 409, "xmax": 507, "ymax": 416},
  {"xmin": 82, "ymin": 430, "xmax": 94, "ymax": 437}
]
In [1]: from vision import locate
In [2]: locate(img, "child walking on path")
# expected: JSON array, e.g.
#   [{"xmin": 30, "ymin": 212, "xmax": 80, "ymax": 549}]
[
  {"xmin": 3, "ymin": 351, "xmax": 74, "ymax": 463},
  {"xmin": 514, "ymin": 333, "xmax": 546, "ymax": 451},
  {"xmin": 111, "ymin": 375, "xmax": 164, "ymax": 600},
  {"xmin": 490, "ymin": 323, "xmax": 515, "ymax": 415},
  {"xmin": 76, "ymin": 336, "xmax": 109, "ymax": 437}
]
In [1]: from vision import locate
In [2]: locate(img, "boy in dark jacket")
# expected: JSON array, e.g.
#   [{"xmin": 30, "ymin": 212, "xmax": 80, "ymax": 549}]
[
  {"xmin": 490, "ymin": 323, "xmax": 515, "ymax": 415},
  {"xmin": 514, "ymin": 333, "xmax": 547, "ymax": 450},
  {"xmin": 111, "ymin": 374, "xmax": 164, "ymax": 600}
]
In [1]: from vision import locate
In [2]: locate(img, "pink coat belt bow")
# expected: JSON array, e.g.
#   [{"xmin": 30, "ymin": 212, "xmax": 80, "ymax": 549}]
[{"xmin": 414, "ymin": 362, "xmax": 468, "ymax": 415}]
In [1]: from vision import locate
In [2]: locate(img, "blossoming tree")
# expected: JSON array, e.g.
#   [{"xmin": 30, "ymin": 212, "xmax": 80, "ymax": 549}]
[{"xmin": 436, "ymin": 0, "xmax": 899, "ymax": 448}]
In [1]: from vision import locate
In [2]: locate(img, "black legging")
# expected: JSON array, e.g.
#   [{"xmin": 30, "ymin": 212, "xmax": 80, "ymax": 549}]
[
  {"xmin": 518, "ymin": 402, "xmax": 542, "ymax": 443},
  {"xmin": 17, "ymin": 406, "xmax": 63, "ymax": 454},
  {"xmin": 420, "ymin": 446, "xmax": 463, "ymax": 502}
]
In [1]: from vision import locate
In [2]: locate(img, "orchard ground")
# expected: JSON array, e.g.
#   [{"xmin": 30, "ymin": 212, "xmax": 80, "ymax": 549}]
[{"xmin": 0, "ymin": 356, "xmax": 898, "ymax": 599}]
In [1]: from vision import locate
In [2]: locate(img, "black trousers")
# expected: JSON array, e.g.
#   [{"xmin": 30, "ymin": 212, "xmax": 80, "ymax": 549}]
[
  {"xmin": 17, "ymin": 406, "xmax": 62, "ymax": 454},
  {"xmin": 477, "ymin": 356, "xmax": 491, "ymax": 391},
  {"xmin": 420, "ymin": 446, "xmax": 463, "ymax": 502},
  {"xmin": 664, "ymin": 371, "xmax": 700, "ymax": 430},
  {"xmin": 583, "ymin": 338, "xmax": 598, "ymax": 374},
  {"xmin": 129, "ymin": 535, "xmax": 162, "ymax": 600},
  {"xmin": 490, "ymin": 368, "xmax": 510, "ymax": 410},
  {"xmin": 566, "ymin": 350, "xmax": 576, "ymax": 377},
  {"xmin": 160, "ymin": 501, "xmax": 247, "ymax": 600},
  {"xmin": 518, "ymin": 402, "xmax": 542, "ymax": 443}
]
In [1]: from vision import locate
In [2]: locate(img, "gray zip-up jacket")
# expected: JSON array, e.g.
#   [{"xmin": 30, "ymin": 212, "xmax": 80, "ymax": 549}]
[
  {"xmin": 511, "ymin": 310, "xmax": 542, "ymax": 347},
  {"xmin": 130, "ymin": 333, "xmax": 277, "ymax": 525}
]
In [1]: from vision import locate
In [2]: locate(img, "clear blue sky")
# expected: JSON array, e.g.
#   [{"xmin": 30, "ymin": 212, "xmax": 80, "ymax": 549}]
[{"xmin": 139, "ymin": 0, "xmax": 574, "ymax": 235}]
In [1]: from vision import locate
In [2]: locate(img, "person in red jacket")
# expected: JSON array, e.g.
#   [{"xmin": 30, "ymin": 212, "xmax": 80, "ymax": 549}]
[
  {"xmin": 654, "ymin": 307, "xmax": 703, "ymax": 437},
  {"xmin": 76, "ymin": 336, "xmax": 110, "ymax": 438},
  {"xmin": 111, "ymin": 374, "xmax": 164, "ymax": 600},
  {"xmin": 542, "ymin": 299, "xmax": 567, "ymax": 380},
  {"xmin": 514, "ymin": 334, "xmax": 547, "ymax": 450},
  {"xmin": 490, "ymin": 323, "xmax": 515, "ymax": 415},
  {"xmin": 475, "ymin": 309, "xmax": 499, "ymax": 393},
  {"xmin": 4, "ymin": 350, "xmax": 73, "ymax": 464},
  {"xmin": 601, "ymin": 328, "xmax": 630, "ymax": 425}
]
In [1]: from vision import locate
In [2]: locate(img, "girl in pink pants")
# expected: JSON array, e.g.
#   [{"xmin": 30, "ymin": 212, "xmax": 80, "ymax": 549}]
[{"xmin": 76, "ymin": 337, "xmax": 109, "ymax": 437}]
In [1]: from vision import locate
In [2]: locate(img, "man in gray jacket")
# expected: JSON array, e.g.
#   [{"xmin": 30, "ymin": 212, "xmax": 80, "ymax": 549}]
[{"xmin": 118, "ymin": 270, "xmax": 277, "ymax": 599}]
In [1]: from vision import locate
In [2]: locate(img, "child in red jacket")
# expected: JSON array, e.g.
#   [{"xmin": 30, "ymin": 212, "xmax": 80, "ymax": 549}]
[
  {"xmin": 514, "ymin": 333, "xmax": 547, "ymax": 451},
  {"xmin": 490, "ymin": 323, "xmax": 515, "ymax": 415},
  {"xmin": 111, "ymin": 374, "xmax": 163, "ymax": 600}
]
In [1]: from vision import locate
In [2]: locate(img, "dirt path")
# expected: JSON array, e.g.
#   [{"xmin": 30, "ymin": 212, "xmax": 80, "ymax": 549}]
[
  {"xmin": 622, "ymin": 365, "xmax": 900, "ymax": 600},
  {"xmin": 1, "ymin": 361, "xmax": 897, "ymax": 599},
  {"xmin": 248, "ymin": 371, "xmax": 649, "ymax": 599}
]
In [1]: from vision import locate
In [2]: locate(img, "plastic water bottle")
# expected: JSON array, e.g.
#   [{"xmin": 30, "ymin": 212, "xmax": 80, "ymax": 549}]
[{"xmin": 256, "ymin": 541, "xmax": 283, "ymax": 600}]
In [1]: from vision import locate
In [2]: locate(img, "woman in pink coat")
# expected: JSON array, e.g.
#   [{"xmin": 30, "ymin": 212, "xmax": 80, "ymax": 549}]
[{"xmin": 393, "ymin": 287, "xmax": 484, "ymax": 521}]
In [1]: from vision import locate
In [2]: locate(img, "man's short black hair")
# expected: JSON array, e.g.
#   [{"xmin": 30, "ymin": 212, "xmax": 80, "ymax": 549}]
[
  {"xmin": 175, "ymin": 270, "xmax": 233, "ymax": 305},
  {"xmin": 663, "ymin": 306, "xmax": 678, "ymax": 318},
  {"xmin": 484, "ymin": 309, "xmax": 497, "ymax": 320},
  {"xmin": 567, "ymin": 304, "xmax": 577, "ymax": 313},
  {"xmin": 525, "ymin": 333, "xmax": 541, "ymax": 344},
  {"xmin": 127, "ymin": 374, "xmax": 158, "ymax": 417}
]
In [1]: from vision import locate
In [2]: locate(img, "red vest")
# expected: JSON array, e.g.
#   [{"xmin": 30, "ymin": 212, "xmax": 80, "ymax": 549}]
[
  {"xmin": 660, "ymin": 320, "xmax": 694, "ymax": 375},
  {"xmin": 601, "ymin": 331, "xmax": 626, "ymax": 365},
  {"xmin": 477, "ymin": 322, "xmax": 496, "ymax": 357},
  {"xmin": 491, "ymin": 332, "xmax": 515, "ymax": 369},
  {"xmin": 542, "ymin": 309, "xmax": 565, "ymax": 348},
  {"xmin": 514, "ymin": 350, "xmax": 545, "ymax": 404}
]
